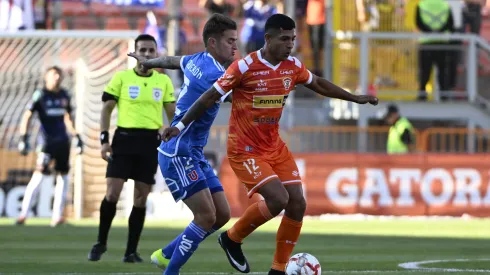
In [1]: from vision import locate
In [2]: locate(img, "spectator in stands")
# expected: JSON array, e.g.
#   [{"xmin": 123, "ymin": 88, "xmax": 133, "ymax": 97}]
[
  {"xmin": 306, "ymin": 0, "xmax": 325, "ymax": 76},
  {"xmin": 382, "ymin": 104, "xmax": 415, "ymax": 154},
  {"xmin": 240, "ymin": 0, "xmax": 278, "ymax": 54},
  {"xmin": 462, "ymin": 0, "xmax": 490, "ymax": 34},
  {"xmin": 416, "ymin": 0, "xmax": 454, "ymax": 101},
  {"xmin": 447, "ymin": 0, "xmax": 465, "ymax": 91},
  {"xmin": 200, "ymin": 0, "xmax": 234, "ymax": 17}
]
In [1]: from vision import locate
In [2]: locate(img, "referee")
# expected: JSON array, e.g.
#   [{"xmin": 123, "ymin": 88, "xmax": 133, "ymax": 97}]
[{"xmin": 88, "ymin": 34, "xmax": 176, "ymax": 263}]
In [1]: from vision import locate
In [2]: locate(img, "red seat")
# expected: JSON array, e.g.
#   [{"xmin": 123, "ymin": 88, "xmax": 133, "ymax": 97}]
[
  {"xmin": 61, "ymin": 2, "xmax": 89, "ymax": 16},
  {"xmin": 72, "ymin": 17, "xmax": 99, "ymax": 30},
  {"xmin": 90, "ymin": 3, "xmax": 122, "ymax": 17},
  {"xmin": 105, "ymin": 17, "xmax": 131, "ymax": 30}
]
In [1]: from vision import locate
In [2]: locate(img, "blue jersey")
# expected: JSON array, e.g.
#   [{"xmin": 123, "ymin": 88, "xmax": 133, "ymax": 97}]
[
  {"xmin": 27, "ymin": 88, "xmax": 72, "ymax": 144},
  {"xmin": 158, "ymin": 52, "xmax": 227, "ymax": 157}
]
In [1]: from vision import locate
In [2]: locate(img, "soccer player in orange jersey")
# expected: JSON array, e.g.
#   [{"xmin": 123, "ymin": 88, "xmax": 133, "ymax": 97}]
[{"xmin": 162, "ymin": 14, "xmax": 378, "ymax": 275}]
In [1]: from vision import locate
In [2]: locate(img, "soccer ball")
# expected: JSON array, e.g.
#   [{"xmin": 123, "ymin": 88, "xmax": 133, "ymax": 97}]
[{"xmin": 285, "ymin": 253, "xmax": 322, "ymax": 275}]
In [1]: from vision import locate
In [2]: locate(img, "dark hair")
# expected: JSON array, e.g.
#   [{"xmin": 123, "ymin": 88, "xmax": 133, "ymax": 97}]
[
  {"xmin": 135, "ymin": 34, "xmax": 157, "ymax": 50},
  {"xmin": 45, "ymin": 66, "xmax": 63, "ymax": 77},
  {"xmin": 265, "ymin": 14, "xmax": 296, "ymax": 35},
  {"xmin": 202, "ymin": 13, "xmax": 237, "ymax": 47}
]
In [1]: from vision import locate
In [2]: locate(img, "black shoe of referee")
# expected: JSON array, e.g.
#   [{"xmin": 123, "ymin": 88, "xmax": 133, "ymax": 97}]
[{"xmin": 88, "ymin": 242, "xmax": 107, "ymax": 261}]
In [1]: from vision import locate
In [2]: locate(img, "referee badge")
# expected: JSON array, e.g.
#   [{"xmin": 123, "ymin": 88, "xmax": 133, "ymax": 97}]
[
  {"xmin": 128, "ymin": 86, "xmax": 140, "ymax": 99},
  {"xmin": 153, "ymin": 88, "xmax": 163, "ymax": 101}
]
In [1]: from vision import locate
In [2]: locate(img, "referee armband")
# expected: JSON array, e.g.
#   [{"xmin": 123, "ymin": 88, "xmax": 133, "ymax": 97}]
[{"xmin": 102, "ymin": 92, "xmax": 118, "ymax": 102}]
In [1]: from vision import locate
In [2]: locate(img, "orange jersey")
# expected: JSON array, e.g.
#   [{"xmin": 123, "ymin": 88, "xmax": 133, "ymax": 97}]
[{"xmin": 213, "ymin": 51, "xmax": 313, "ymax": 156}]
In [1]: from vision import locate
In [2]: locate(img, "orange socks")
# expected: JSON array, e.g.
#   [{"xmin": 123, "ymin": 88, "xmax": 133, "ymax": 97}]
[
  {"xmin": 272, "ymin": 215, "xmax": 303, "ymax": 272},
  {"xmin": 227, "ymin": 200, "xmax": 274, "ymax": 243}
]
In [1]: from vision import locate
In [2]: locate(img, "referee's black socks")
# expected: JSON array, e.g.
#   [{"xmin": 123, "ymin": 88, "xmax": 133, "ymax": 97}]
[
  {"xmin": 125, "ymin": 206, "xmax": 146, "ymax": 256},
  {"xmin": 97, "ymin": 197, "xmax": 117, "ymax": 246}
]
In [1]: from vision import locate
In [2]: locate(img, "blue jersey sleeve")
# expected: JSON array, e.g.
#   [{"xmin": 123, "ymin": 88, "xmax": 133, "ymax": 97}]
[{"xmin": 180, "ymin": 55, "xmax": 193, "ymax": 71}]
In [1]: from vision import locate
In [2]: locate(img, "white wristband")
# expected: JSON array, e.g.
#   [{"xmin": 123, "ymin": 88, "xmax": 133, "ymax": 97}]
[{"xmin": 175, "ymin": 121, "xmax": 186, "ymax": 131}]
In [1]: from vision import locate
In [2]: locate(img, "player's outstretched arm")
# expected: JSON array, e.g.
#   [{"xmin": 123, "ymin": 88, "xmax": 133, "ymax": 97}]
[
  {"xmin": 305, "ymin": 74, "xmax": 378, "ymax": 105},
  {"xmin": 127, "ymin": 53, "xmax": 182, "ymax": 70},
  {"xmin": 162, "ymin": 87, "xmax": 223, "ymax": 142}
]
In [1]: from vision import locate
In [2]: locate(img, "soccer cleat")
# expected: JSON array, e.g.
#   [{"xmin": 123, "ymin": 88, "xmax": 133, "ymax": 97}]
[
  {"xmin": 123, "ymin": 252, "xmax": 143, "ymax": 263},
  {"xmin": 150, "ymin": 249, "xmax": 170, "ymax": 270},
  {"xmin": 218, "ymin": 232, "xmax": 250, "ymax": 273},
  {"xmin": 50, "ymin": 218, "xmax": 66, "ymax": 227},
  {"xmin": 15, "ymin": 217, "xmax": 25, "ymax": 225},
  {"xmin": 88, "ymin": 243, "xmax": 107, "ymax": 261},
  {"xmin": 268, "ymin": 269, "xmax": 286, "ymax": 275}
]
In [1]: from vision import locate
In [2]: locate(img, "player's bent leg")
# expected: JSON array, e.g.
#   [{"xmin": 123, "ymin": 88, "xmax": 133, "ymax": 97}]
[
  {"xmin": 159, "ymin": 179, "xmax": 230, "ymax": 259},
  {"xmin": 158, "ymin": 187, "xmax": 216, "ymax": 275},
  {"xmin": 270, "ymin": 184, "xmax": 305, "ymax": 274},
  {"xmin": 88, "ymin": 177, "xmax": 125, "ymax": 262},
  {"xmin": 17, "ymin": 170, "xmax": 47, "ymax": 225},
  {"xmin": 122, "ymin": 181, "xmax": 151, "ymax": 263},
  {"xmin": 17, "ymin": 152, "xmax": 52, "ymax": 225}
]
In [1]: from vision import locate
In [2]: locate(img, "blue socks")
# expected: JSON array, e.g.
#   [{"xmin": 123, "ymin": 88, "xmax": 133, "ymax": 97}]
[
  {"xmin": 163, "ymin": 221, "xmax": 208, "ymax": 275},
  {"xmin": 162, "ymin": 225, "xmax": 219, "ymax": 259}
]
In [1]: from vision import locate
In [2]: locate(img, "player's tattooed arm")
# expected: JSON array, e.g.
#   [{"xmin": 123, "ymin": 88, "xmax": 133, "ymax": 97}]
[
  {"xmin": 142, "ymin": 56, "xmax": 182, "ymax": 70},
  {"xmin": 127, "ymin": 53, "xmax": 182, "ymax": 70},
  {"xmin": 306, "ymin": 74, "xmax": 378, "ymax": 105}
]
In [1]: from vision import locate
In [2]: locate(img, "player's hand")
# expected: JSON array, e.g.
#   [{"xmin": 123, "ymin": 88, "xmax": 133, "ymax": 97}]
[
  {"xmin": 101, "ymin": 143, "xmax": 113, "ymax": 162},
  {"xmin": 18, "ymin": 135, "xmax": 31, "ymax": 156},
  {"xmin": 75, "ymin": 134, "xmax": 84, "ymax": 155},
  {"xmin": 356, "ymin": 95, "xmax": 379, "ymax": 105},
  {"xmin": 162, "ymin": 127, "xmax": 181, "ymax": 142},
  {"xmin": 127, "ymin": 52, "xmax": 149, "ymax": 73}
]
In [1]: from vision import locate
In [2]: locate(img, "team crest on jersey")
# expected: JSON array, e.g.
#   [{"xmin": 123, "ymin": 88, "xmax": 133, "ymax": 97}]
[
  {"xmin": 283, "ymin": 77, "xmax": 292, "ymax": 90},
  {"xmin": 187, "ymin": 170, "xmax": 199, "ymax": 181},
  {"xmin": 153, "ymin": 88, "xmax": 163, "ymax": 101},
  {"xmin": 128, "ymin": 86, "xmax": 140, "ymax": 99}
]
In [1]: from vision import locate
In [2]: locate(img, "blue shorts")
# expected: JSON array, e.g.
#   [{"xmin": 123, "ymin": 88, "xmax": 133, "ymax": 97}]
[
  {"xmin": 158, "ymin": 152, "xmax": 224, "ymax": 202},
  {"xmin": 192, "ymin": 150, "xmax": 224, "ymax": 194}
]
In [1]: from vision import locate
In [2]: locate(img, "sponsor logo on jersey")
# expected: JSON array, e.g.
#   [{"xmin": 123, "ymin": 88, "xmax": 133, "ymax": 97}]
[
  {"xmin": 252, "ymin": 95, "xmax": 289, "ymax": 108},
  {"xmin": 253, "ymin": 116, "xmax": 280, "ymax": 124},
  {"xmin": 280, "ymin": 70, "xmax": 294, "ymax": 75},
  {"xmin": 253, "ymin": 70, "xmax": 270, "ymax": 76},
  {"xmin": 283, "ymin": 77, "xmax": 292, "ymax": 90}
]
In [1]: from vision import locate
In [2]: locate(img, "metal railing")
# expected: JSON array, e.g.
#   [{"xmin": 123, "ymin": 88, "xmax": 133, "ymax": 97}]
[{"xmin": 328, "ymin": 31, "xmax": 485, "ymax": 103}]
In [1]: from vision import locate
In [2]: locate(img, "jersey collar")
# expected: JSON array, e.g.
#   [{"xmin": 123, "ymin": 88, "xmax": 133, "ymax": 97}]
[{"xmin": 257, "ymin": 49, "xmax": 281, "ymax": 71}]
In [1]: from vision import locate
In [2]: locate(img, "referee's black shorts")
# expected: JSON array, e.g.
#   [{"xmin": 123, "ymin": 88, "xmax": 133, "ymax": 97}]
[{"xmin": 106, "ymin": 127, "xmax": 160, "ymax": 185}]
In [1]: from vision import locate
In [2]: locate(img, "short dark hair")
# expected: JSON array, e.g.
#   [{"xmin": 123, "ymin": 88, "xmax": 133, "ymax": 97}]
[
  {"xmin": 135, "ymin": 34, "xmax": 157, "ymax": 50},
  {"xmin": 265, "ymin": 14, "xmax": 296, "ymax": 35},
  {"xmin": 202, "ymin": 13, "xmax": 237, "ymax": 47},
  {"xmin": 45, "ymin": 66, "xmax": 63, "ymax": 77}
]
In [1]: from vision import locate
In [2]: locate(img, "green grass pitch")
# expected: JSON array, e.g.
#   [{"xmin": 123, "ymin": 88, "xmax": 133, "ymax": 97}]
[{"xmin": 1, "ymin": 217, "xmax": 490, "ymax": 274}]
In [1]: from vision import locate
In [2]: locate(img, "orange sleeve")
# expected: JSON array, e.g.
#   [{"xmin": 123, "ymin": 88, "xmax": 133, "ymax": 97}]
[
  {"xmin": 213, "ymin": 60, "xmax": 243, "ymax": 95},
  {"xmin": 295, "ymin": 60, "xmax": 313, "ymax": 85}
]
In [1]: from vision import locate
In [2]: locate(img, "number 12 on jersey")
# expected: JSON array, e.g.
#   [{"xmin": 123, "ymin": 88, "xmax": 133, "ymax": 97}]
[{"xmin": 243, "ymin": 158, "xmax": 260, "ymax": 174}]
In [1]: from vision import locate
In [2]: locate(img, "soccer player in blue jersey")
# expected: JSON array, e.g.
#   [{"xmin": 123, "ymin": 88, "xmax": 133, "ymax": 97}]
[{"xmin": 128, "ymin": 13, "xmax": 238, "ymax": 274}]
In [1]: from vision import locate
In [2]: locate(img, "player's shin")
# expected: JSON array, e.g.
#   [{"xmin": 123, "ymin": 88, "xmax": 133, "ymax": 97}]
[
  {"xmin": 164, "ymin": 221, "xmax": 208, "ymax": 275},
  {"xmin": 162, "ymin": 224, "xmax": 221, "ymax": 259},
  {"xmin": 19, "ymin": 172, "xmax": 47, "ymax": 219},
  {"xmin": 272, "ymin": 215, "xmax": 303, "ymax": 272},
  {"xmin": 51, "ymin": 174, "xmax": 69, "ymax": 225},
  {"xmin": 228, "ymin": 199, "xmax": 274, "ymax": 243}
]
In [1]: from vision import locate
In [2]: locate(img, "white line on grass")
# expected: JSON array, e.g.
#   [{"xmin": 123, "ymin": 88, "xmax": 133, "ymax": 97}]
[{"xmin": 399, "ymin": 259, "xmax": 490, "ymax": 272}]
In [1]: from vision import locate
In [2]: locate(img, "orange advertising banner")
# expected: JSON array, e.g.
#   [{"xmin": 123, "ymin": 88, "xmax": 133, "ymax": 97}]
[{"xmin": 219, "ymin": 154, "xmax": 490, "ymax": 217}]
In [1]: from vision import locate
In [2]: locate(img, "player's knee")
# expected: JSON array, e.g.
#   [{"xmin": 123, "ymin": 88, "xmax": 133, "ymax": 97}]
[
  {"xmin": 195, "ymin": 211, "xmax": 216, "ymax": 231},
  {"xmin": 266, "ymin": 192, "xmax": 289, "ymax": 216},
  {"xmin": 289, "ymin": 195, "xmax": 307, "ymax": 216},
  {"xmin": 133, "ymin": 193, "xmax": 148, "ymax": 208}
]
